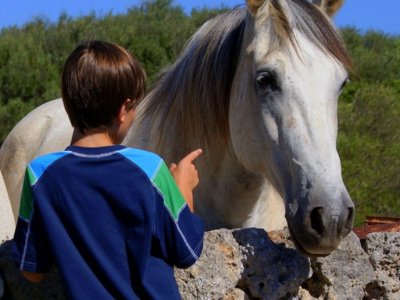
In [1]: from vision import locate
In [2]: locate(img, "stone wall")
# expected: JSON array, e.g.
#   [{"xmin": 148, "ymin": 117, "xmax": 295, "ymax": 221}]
[
  {"xmin": 1, "ymin": 228, "xmax": 399, "ymax": 299},
  {"xmin": 176, "ymin": 228, "xmax": 400, "ymax": 300}
]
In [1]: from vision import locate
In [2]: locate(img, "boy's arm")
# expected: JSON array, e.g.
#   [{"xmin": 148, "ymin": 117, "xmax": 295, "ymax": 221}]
[
  {"xmin": 169, "ymin": 149, "xmax": 203, "ymax": 211},
  {"xmin": 151, "ymin": 152, "xmax": 204, "ymax": 269},
  {"xmin": 13, "ymin": 167, "xmax": 53, "ymax": 282}
]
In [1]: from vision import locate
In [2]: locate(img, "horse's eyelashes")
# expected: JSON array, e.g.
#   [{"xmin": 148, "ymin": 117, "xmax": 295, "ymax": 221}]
[
  {"xmin": 339, "ymin": 77, "xmax": 350, "ymax": 92},
  {"xmin": 256, "ymin": 71, "xmax": 280, "ymax": 92}
]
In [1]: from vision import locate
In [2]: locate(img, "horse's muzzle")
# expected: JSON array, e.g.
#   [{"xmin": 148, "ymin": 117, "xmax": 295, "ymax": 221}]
[{"xmin": 287, "ymin": 193, "xmax": 355, "ymax": 256}]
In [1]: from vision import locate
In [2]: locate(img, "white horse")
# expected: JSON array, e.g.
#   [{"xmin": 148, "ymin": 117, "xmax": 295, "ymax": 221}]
[
  {"xmin": 0, "ymin": 170, "xmax": 15, "ymax": 242},
  {"xmin": 0, "ymin": 0, "xmax": 353, "ymax": 256}
]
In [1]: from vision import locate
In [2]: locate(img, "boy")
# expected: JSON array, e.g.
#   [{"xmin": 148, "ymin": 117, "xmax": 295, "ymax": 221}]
[{"xmin": 12, "ymin": 40, "xmax": 204, "ymax": 299}]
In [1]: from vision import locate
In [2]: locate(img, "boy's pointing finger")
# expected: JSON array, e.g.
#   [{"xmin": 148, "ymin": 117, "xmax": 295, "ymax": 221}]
[{"xmin": 182, "ymin": 149, "xmax": 203, "ymax": 164}]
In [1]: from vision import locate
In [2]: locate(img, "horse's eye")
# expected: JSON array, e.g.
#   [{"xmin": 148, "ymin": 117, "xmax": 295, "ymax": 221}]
[
  {"xmin": 256, "ymin": 71, "xmax": 280, "ymax": 92},
  {"xmin": 340, "ymin": 77, "xmax": 350, "ymax": 92}
]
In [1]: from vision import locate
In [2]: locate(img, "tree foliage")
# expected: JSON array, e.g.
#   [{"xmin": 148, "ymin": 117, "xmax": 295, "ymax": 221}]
[
  {"xmin": 338, "ymin": 28, "xmax": 400, "ymax": 225},
  {"xmin": 0, "ymin": 0, "xmax": 225, "ymax": 140},
  {"xmin": 0, "ymin": 1, "xmax": 398, "ymax": 226}
]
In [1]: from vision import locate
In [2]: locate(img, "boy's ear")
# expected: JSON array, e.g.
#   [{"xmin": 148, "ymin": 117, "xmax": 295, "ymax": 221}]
[{"xmin": 117, "ymin": 99, "xmax": 132, "ymax": 123}]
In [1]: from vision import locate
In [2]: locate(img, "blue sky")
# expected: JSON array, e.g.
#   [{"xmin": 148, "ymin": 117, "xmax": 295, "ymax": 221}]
[{"xmin": 0, "ymin": 0, "xmax": 399, "ymax": 36}]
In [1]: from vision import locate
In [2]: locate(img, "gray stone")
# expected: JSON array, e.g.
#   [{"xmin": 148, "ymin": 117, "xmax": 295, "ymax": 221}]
[
  {"xmin": 302, "ymin": 232, "xmax": 376, "ymax": 300},
  {"xmin": 175, "ymin": 229, "xmax": 243, "ymax": 299},
  {"xmin": 234, "ymin": 228, "xmax": 310, "ymax": 300},
  {"xmin": 175, "ymin": 228, "xmax": 311, "ymax": 300},
  {"xmin": 222, "ymin": 288, "xmax": 248, "ymax": 300},
  {"xmin": 364, "ymin": 232, "xmax": 400, "ymax": 300}
]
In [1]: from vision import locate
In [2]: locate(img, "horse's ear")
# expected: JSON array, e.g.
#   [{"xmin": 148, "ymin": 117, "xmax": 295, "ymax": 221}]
[
  {"xmin": 247, "ymin": 0, "xmax": 266, "ymax": 15},
  {"xmin": 310, "ymin": 0, "xmax": 344, "ymax": 17}
]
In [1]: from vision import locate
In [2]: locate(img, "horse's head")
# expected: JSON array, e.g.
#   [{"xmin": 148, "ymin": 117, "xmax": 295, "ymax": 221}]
[{"xmin": 230, "ymin": 0, "xmax": 354, "ymax": 256}]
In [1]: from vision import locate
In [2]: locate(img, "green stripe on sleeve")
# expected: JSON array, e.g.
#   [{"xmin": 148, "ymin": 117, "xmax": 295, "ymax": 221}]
[
  {"xmin": 19, "ymin": 167, "xmax": 37, "ymax": 220},
  {"xmin": 153, "ymin": 162, "xmax": 186, "ymax": 221}
]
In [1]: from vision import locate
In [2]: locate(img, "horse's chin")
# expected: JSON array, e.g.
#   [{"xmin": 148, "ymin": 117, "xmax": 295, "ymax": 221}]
[{"xmin": 287, "ymin": 225, "xmax": 332, "ymax": 258}]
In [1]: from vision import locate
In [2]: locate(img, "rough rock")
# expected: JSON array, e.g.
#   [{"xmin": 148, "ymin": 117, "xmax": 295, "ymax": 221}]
[
  {"xmin": 234, "ymin": 228, "xmax": 310, "ymax": 299},
  {"xmin": 363, "ymin": 232, "xmax": 400, "ymax": 299},
  {"xmin": 301, "ymin": 232, "xmax": 376, "ymax": 300},
  {"xmin": 175, "ymin": 229, "xmax": 243, "ymax": 299},
  {"xmin": 175, "ymin": 228, "xmax": 310, "ymax": 300},
  {"xmin": 0, "ymin": 171, "xmax": 15, "ymax": 244},
  {"xmin": 1, "ymin": 228, "xmax": 400, "ymax": 299}
]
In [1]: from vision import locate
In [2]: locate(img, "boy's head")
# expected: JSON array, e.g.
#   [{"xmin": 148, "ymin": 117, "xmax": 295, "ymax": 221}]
[{"xmin": 61, "ymin": 40, "xmax": 146, "ymax": 133}]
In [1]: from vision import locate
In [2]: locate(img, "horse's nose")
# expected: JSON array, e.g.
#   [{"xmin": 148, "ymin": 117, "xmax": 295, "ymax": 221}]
[
  {"xmin": 288, "ymin": 190, "xmax": 355, "ymax": 256},
  {"xmin": 310, "ymin": 205, "xmax": 354, "ymax": 239}
]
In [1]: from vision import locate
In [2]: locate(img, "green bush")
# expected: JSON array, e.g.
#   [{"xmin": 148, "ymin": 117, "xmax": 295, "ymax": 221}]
[
  {"xmin": 338, "ymin": 28, "xmax": 400, "ymax": 226},
  {"xmin": 0, "ymin": 99, "xmax": 35, "ymax": 141},
  {"xmin": 338, "ymin": 82, "xmax": 400, "ymax": 225}
]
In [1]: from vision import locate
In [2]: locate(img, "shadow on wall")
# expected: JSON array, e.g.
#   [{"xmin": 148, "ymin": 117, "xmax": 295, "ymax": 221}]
[{"xmin": 0, "ymin": 240, "xmax": 66, "ymax": 299}]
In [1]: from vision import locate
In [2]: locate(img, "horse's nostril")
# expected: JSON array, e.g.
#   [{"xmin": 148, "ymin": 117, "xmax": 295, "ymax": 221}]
[
  {"xmin": 346, "ymin": 207, "xmax": 355, "ymax": 229},
  {"xmin": 310, "ymin": 207, "xmax": 324, "ymax": 235}
]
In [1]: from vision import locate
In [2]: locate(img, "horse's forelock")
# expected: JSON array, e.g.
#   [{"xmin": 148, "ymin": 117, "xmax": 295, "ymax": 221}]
[{"xmin": 268, "ymin": 0, "xmax": 352, "ymax": 71}]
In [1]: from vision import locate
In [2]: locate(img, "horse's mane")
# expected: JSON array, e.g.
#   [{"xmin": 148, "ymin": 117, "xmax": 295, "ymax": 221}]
[
  {"xmin": 139, "ymin": 8, "xmax": 246, "ymax": 155},
  {"xmin": 139, "ymin": 0, "xmax": 352, "ymax": 156}
]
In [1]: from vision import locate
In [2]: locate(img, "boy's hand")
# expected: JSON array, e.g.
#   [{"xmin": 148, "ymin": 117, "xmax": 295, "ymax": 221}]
[
  {"xmin": 22, "ymin": 271, "xmax": 46, "ymax": 283},
  {"xmin": 170, "ymin": 149, "xmax": 203, "ymax": 211}
]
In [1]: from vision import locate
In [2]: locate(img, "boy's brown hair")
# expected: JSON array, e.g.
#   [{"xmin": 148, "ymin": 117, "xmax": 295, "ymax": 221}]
[{"xmin": 61, "ymin": 40, "xmax": 146, "ymax": 133}]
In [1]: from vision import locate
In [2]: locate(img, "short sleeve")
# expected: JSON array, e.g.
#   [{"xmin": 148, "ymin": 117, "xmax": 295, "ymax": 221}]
[
  {"xmin": 151, "ymin": 162, "xmax": 204, "ymax": 268},
  {"xmin": 12, "ymin": 167, "xmax": 53, "ymax": 273}
]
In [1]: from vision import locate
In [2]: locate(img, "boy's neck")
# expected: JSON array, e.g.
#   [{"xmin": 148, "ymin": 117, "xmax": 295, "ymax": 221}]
[{"xmin": 70, "ymin": 129, "xmax": 116, "ymax": 147}]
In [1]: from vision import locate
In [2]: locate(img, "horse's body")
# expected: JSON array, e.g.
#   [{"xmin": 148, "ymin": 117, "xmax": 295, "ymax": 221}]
[
  {"xmin": 0, "ymin": 0, "xmax": 354, "ymax": 256},
  {"xmin": 0, "ymin": 170, "xmax": 15, "ymax": 241}
]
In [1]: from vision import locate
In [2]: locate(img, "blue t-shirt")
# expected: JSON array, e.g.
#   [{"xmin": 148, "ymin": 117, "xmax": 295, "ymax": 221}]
[{"xmin": 13, "ymin": 145, "xmax": 204, "ymax": 299}]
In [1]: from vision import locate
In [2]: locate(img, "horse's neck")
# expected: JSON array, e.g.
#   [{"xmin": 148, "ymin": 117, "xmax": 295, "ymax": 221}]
[
  {"xmin": 127, "ymin": 109, "xmax": 286, "ymax": 231},
  {"xmin": 196, "ymin": 143, "xmax": 286, "ymax": 231}
]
